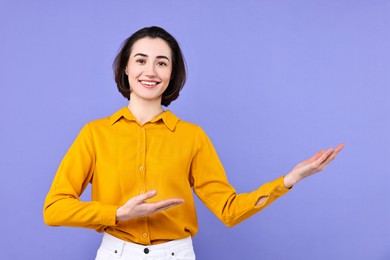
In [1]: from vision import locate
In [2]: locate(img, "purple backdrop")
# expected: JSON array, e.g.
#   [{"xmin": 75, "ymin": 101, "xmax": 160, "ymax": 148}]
[{"xmin": 1, "ymin": 0, "xmax": 389, "ymax": 259}]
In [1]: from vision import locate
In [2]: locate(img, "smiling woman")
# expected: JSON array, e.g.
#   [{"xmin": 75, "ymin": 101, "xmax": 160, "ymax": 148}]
[
  {"xmin": 43, "ymin": 26, "xmax": 343, "ymax": 260},
  {"xmin": 114, "ymin": 26, "xmax": 186, "ymax": 108},
  {"xmin": 124, "ymin": 38, "xmax": 173, "ymax": 116}
]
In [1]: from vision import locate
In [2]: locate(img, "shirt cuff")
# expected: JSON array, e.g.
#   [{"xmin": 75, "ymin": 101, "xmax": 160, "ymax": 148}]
[
  {"xmin": 100, "ymin": 205, "xmax": 119, "ymax": 226},
  {"xmin": 253, "ymin": 176, "xmax": 291, "ymax": 207}
]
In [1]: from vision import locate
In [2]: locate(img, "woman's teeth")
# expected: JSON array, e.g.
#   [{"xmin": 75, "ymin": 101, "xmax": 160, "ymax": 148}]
[{"xmin": 140, "ymin": 81, "xmax": 157, "ymax": 86}]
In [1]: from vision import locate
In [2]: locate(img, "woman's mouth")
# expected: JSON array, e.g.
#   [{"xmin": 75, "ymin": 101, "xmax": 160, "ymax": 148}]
[{"xmin": 139, "ymin": 80, "xmax": 159, "ymax": 88}]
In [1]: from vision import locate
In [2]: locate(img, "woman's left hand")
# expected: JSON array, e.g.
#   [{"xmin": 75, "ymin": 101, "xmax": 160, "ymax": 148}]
[{"xmin": 284, "ymin": 144, "xmax": 345, "ymax": 188}]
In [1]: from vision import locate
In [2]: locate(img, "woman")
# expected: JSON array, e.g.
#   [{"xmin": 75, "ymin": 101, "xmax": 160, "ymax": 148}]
[{"xmin": 43, "ymin": 26, "xmax": 344, "ymax": 259}]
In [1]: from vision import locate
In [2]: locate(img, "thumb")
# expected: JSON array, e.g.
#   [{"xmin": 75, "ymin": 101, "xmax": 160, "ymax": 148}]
[{"xmin": 136, "ymin": 190, "xmax": 157, "ymax": 203}]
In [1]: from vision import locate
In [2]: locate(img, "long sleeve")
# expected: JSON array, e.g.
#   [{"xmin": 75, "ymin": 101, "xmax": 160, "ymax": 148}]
[
  {"xmin": 43, "ymin": 124, "xmax": 117, "ymax": 229},
  {"xmin": 190, "ymin": 126, "xmax": 290, "ymax": 227}
]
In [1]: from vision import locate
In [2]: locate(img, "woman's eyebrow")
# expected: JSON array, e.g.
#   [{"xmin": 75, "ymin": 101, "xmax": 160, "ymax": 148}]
[
  {"xmin": 133, "ymin": 53, "xmax": 148, "ymax": 58},
  {"xmin": 156, "ymin": 55, "xmax": 170, "ymax": 61},
  {"xmin": 133, "ymin": 53, "xmax": 170, "ymax": 61}
]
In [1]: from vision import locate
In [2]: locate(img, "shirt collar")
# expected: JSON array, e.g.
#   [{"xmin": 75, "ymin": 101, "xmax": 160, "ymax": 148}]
[{"xmin": 109, "ymin": 107, "xmax": 179, "ymax": 131}]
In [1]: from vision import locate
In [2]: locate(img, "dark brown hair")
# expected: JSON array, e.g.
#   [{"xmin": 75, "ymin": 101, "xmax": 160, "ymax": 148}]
[{"xmin": 113, "ymin": 26, "xmax": 186, "ymax": 106}]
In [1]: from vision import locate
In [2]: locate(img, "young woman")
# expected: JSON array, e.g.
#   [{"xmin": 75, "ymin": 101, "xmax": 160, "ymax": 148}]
[{"xmin": 43, "ymin": 26, "xmax": 344, "ymax": 260}]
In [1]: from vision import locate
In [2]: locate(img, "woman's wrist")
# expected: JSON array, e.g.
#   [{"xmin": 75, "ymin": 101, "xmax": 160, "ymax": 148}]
[
  {"xmin": 116, "ymin": 207, "xmax": 124, "ymax": 222},
  {"xmin": 284, "ymin": 172, "xmax": 300, "ymax": 189}
]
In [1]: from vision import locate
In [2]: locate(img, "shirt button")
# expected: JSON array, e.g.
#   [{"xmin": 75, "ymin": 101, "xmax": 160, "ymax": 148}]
[
  {"xmin": 139, "ymin": 166, "xmax": 144, "ymax": 171},
  {"xmin": 142, "ymin": 233, "xmax": 148, "ymax": 238},
  {"xmin": 144, "ymin": 248, "xmax": 149, "ymax": 254}
]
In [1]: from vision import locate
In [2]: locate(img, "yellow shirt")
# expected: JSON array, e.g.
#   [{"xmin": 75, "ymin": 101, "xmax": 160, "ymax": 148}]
[{"xmin": 44, "ymin": 107, "xmax": 290, "ymax": 245}]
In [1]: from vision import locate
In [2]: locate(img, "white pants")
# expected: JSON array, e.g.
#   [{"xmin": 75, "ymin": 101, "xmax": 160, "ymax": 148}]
[{"xmin": 95, "ymin": 233, "xmax": 196, "ymax": 260}]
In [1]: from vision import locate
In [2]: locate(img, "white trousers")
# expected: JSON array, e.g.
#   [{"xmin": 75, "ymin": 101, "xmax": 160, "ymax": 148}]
[{"xmin": 95, "ymin": 233, "xmax": 196, "ymax": 260}]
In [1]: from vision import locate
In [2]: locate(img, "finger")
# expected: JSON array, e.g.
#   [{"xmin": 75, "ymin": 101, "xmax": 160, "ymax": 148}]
[
  {"xmin": 321, "ymin": 144, "xmax": 345, "ymax": 165},
  {"xmin": 316, "ymin": 148, "xmax": 334, "ymax": 164},
  {"xmin": 135, "ymin": 190, "xmax": 158, "ymax": 204},
  {"xmin": 154, "ymin": 203, "xmax": 183, "ymax": 213},
  {"xmin": 149, "ymin": 199, "xmax": 184, "ymax": 213},
  {"xmin": 328, "ymin": 144, "xmax": 344, "ymax": 159},
  {"xmin": 317, "ymin": 144, "xmax": 344, "ymax": 170},
  {"xmin": 334, "ymin": 144, "xmax": 345, "ymax": 154},
  {"xmin": 308, "ymin": 150, "xmax": 326, "ymax": 162}
]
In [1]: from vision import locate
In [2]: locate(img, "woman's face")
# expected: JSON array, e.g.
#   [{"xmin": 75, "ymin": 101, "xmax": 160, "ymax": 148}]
[{"xmin": 125, "ymin": 37, "xmax": 173, "ymax": 104}]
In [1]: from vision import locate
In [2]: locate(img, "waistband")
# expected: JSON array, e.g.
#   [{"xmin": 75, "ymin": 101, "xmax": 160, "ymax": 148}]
[{"xmin": 99, "ymin": 232, "xmax": 193, "ymax": 258}]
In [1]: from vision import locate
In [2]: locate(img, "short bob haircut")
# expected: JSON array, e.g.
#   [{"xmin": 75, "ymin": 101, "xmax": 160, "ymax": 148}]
[{"xmin": 113, "ymin": 26, "xmax": 186, "ymax": 107}]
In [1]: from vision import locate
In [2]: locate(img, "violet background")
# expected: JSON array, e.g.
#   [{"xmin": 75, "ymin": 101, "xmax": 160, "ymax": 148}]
[{"xmin": 0, "ymin": 0, "xmax": 389, "ymax": 259}]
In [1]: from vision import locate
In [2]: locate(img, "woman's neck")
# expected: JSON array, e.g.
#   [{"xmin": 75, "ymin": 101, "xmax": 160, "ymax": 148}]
[{"xmin": 128, "ymin": 97, "xmax": 164, "ymax": 125}]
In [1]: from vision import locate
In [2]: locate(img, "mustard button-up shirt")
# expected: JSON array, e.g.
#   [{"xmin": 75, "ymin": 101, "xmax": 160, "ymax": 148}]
[{"xmin": 44, "ymin": 107, "xmax": 290, "ymax": 245}]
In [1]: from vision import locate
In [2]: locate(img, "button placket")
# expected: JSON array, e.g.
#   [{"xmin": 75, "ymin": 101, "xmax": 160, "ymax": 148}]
[
  {"xmin": 139, "ymin": 128, "xmax": 146, "ymax": 175},
  {"xmin": 138, "ymin": 127, "xmax": 147, "ymax": 197},
  {"xmin": 138, "ymin": 127, "xmax": 151, "ymax": 244}
]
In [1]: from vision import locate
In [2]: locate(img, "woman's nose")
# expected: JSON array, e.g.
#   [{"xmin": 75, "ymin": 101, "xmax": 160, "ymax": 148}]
[{"xmin": 144, "ymin": 63, "xmax": 157, "ymax": 77}]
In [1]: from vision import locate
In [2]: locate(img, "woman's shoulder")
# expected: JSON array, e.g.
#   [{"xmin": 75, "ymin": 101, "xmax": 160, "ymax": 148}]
[
  {"xmin": 85, "ymin": 115, "xmax": 112, "ymax": 128},
  {"xmin": 178, "ymin": 121, "xmax": 204, "ymax": 133},
  {"xmin": 82, "ymin": 108, "xmax": 125, "ymax": 130},
  {"xmin": 172, "ymin": 115, "xmax": 208, "ymax": 138},
  {"xmin": 166, "ymin": 111, "xmax": 201, "ymax": 130}
]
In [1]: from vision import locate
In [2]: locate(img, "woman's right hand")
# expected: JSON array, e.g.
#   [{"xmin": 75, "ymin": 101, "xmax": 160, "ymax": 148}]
[
  {"xmin": 283, "ymin": 144, "xmax": 344, "ymax": 188},
  {"xmin": 116, "ymin": 190, "xmax": 184, "ymax": 222}
]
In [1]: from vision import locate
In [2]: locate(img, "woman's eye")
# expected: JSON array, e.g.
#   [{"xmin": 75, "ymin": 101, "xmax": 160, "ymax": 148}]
[
  {"xmin": 157, "ymin": 61, "xmax": 167, "ymax": 66},
  {"xmin": 136, "ymin": 59, "xmax": 145, "ymax": 64}
]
